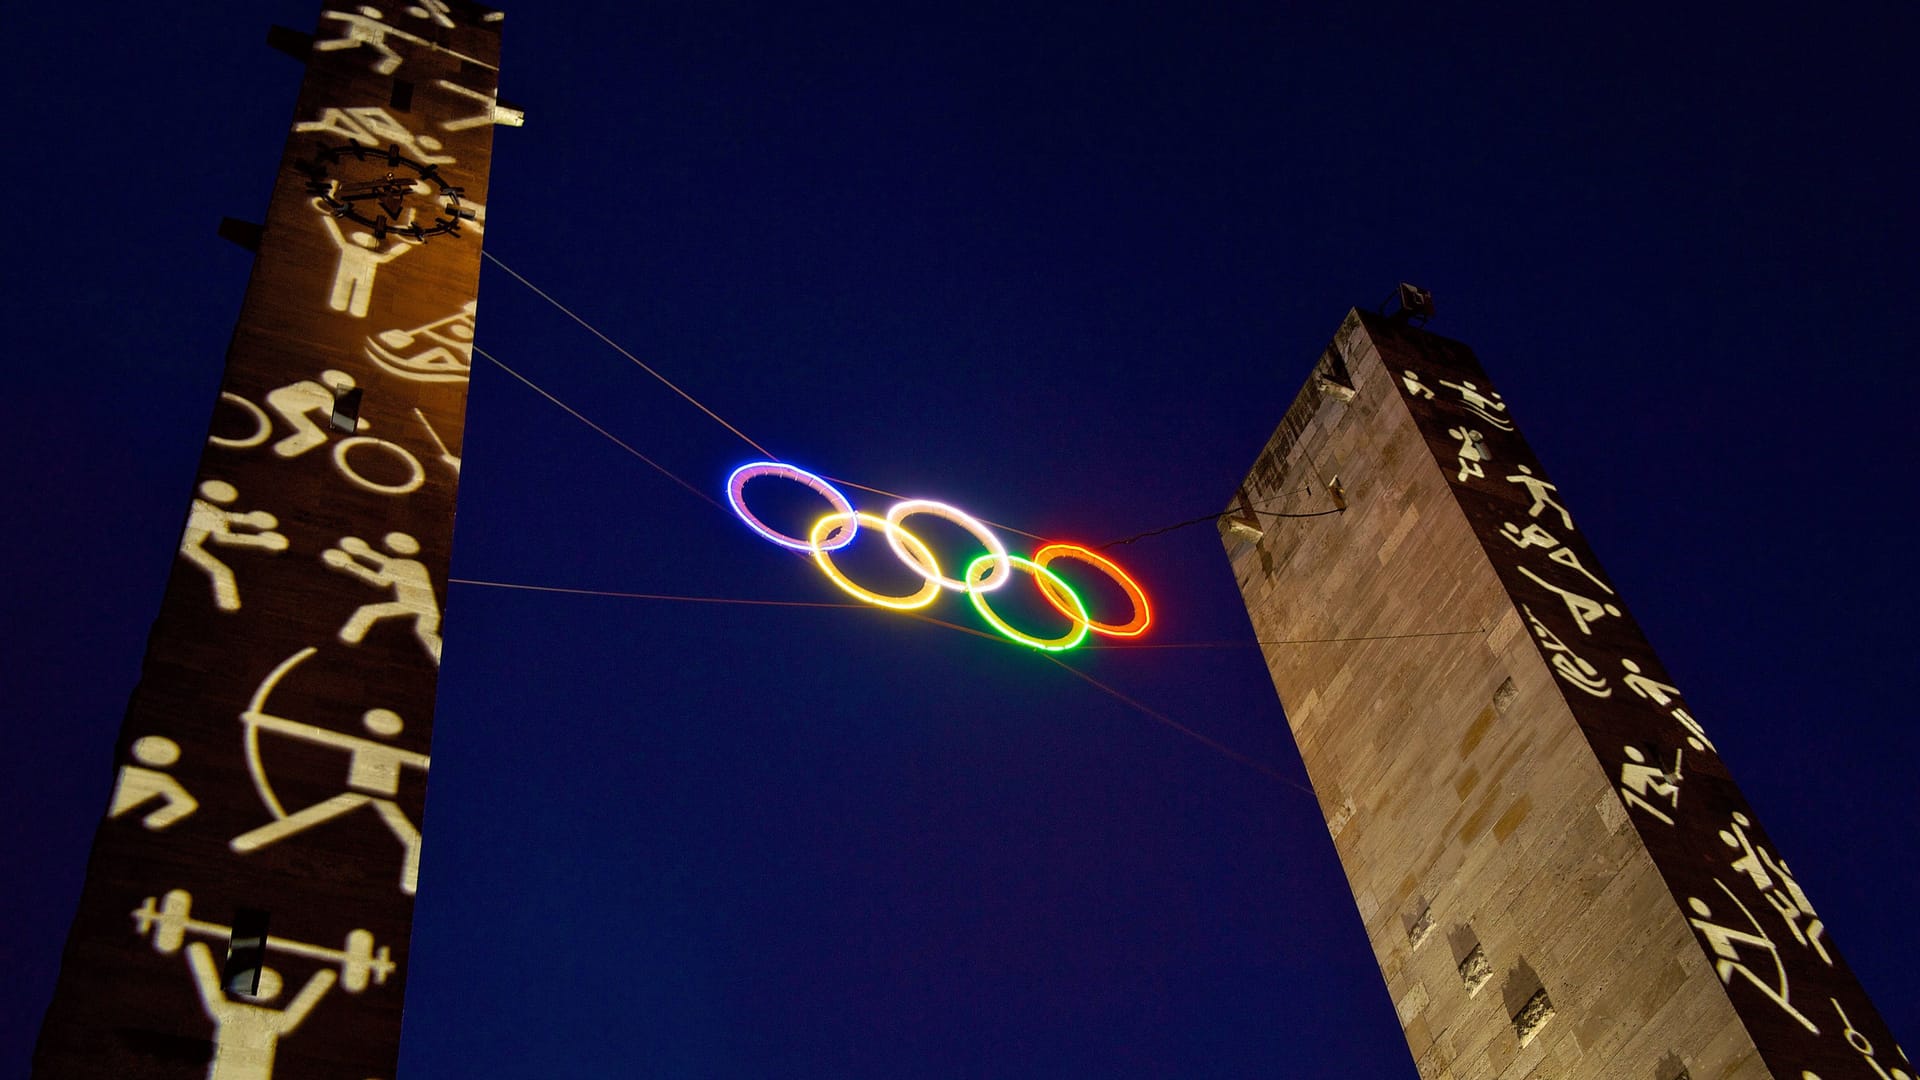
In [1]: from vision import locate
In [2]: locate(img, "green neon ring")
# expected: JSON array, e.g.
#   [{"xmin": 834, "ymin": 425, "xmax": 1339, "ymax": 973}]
[{"xmin": 964, "ymin": 554, "xmax": 1090, "ymax": 652}]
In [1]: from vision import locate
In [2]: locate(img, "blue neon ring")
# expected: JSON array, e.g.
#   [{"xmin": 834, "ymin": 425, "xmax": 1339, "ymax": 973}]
[{"xmin": 726, "ymin": 461, "xmax": 857, "ymax": 552}]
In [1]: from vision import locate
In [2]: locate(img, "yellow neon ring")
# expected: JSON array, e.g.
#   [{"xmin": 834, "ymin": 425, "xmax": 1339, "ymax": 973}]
[
  {"xmin": 1032, "ymin": 543, "xmax": 1152, "ymax": 638},
  {"xmin": 808, "ymin": 511, "xmax": 942, "ymax": 611},
  {"xmin": 965, "ymin": 554, "xmax": 1089, "ymax": 652}
]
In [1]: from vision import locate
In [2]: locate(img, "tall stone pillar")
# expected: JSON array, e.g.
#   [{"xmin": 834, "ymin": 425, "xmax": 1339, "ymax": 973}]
[
  {"xmin": 34, "ymin": 4, "xmax": 506, "ymax": 1076},
  {"xmin": 1223, "ymin": 308, "xmax": 1906, "ymax": 1079}
]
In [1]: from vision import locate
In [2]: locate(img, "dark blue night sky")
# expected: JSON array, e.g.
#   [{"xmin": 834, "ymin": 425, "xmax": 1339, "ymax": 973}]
[{"xmin": 3, "ymin": 2, "xmax": 1914, "ymax": 1077}]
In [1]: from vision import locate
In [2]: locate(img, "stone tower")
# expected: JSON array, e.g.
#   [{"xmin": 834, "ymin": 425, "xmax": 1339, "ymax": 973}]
[
  {"xmin": 1221, "ymin": 304, "xmax": 1906, "ymax": 1079},
  {"xmin": 34, "ymin": 4, "xmax": 510, "ymax": 1077}
]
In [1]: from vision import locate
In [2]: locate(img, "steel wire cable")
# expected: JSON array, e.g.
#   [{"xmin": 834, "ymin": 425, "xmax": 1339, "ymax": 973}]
[
  {"xmin": 468, "ymin": 265, "xmax": 1481, "ymax": 779},
  {"xmin": 476, "ymin": 346, "xmax": 722, "ymax": 511},
  {"xmin": 482, "ymin": 251, "xmax": 776, "ymax": 458},
  {"xmin": 448, "ymin": 575, "xmax": 1307, "ymax": 786},
  {"xmin": 481, "ymin": 254, "xmax": 1341, "ymax": 548}
]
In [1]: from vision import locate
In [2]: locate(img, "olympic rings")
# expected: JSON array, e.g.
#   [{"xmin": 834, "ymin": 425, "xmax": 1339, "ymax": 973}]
[
  {"xmin": 1032, "ymin": 543, "xmax": 1152, "ymax": 638},
  {"xmin": 965, "ymin": 554, "xmax": 1089, "ymax": 652},
  {"xmin": 723, "ymin": 462, "xmax": 1154, "ymax": 651},
  {"xmin": 807, "ymin": 511, "xmax": 941, "ymax": 611},
  {"xmin": 885, "ymin": 499, "xmax": 1012, "ymax": 593},
  {"xmin": 727, "ymin": 461, "xmax": 856, "ymax": 552}
]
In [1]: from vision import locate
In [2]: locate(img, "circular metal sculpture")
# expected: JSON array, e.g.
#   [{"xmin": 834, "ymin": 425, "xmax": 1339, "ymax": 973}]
[{"xmin": 300, "ymin": 141, "xmax": 477, "ymax": 242}]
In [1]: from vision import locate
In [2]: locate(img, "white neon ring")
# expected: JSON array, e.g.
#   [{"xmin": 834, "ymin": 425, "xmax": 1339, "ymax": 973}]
[
  {"xmin": 808, "ymin": 511, "xmax": 941, "ymax": 610},
  {"xmin": 883, "ymin": 498, "xmax": 1012, "ymax": 593},
  {"xmin": 727, "ymin": 461, "xmax": 857, "ymax": 552}
]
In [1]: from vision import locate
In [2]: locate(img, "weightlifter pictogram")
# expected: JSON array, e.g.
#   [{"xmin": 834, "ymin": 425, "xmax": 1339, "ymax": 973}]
[{"xmin": 131, "ymin": 889, "xmax": 395, "ymax": 992}]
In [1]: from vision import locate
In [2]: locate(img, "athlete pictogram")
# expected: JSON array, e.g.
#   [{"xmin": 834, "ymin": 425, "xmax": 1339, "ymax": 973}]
[
  {"xmin": 231, "ymin": 649, "xmax": 430, "ymax": 894},
  {"xmin": 323, "ymin": 532, "xmax": 443, "ymax": 663},
  {"xmin": 185, "ymin": 942, "xmax": 335, "ymax": 1080},
  {"xmin": 179, "ymin": 480, "xmax": 288, "ymax": 612},
  {"xmin": 315, "ymin": 206, "xmax": 414, "ymax": 318},
  {"xmin": 108, "ymin": 736, "xmax": 198, "ymax": 830}
]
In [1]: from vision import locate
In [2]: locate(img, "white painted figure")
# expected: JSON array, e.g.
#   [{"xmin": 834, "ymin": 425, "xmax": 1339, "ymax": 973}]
[
  {"xmin": 233, "ymin": 650, "xmax": 430, "ymax": 892},
  {"xmin": 1504, "ymin": 465, "xmax": 1574, "ymax": 530},
  {"xmin": 1542, "ymin": 536, "xmax": 1612, "ymax": 594},
  {"xmin": 1499, "ymin": 521, "xmax": 1557, "ymax": 551},
  {"xmin": 1437, "ymin": 377, "xmax": 1515, "ymax": 430},
  {"xmin": 1621, "ymin": 659, "xmax": 1717, "ymax": 752},
  {"xmin": 180, "ymin": 481, "xmax": 288, "ymax": 612},
  {"xmin": 330, "ymin": 437, "xmax": 428, "ymax": 496},
  {"xmin": 314, "ymin": 7, "xmax": 414, "ymax": 75},
  {"xmin": 1617, "ymin": 745, "xmax": 1682, "ymax": 825},
  {"xmin": 233, "ymin": 649, "xmax": 430, "ymax": 894},
  {"xmin": 1401, "ymin": 369, "xmax": 1435, "ymax": 399},
  {"xmin": 1448, "ymin": 426, "xmax": 1487, "ymax": 482},
  {"xmin": 132, "ymin": 889, "xmax": 395, "ymax": 994},
  {"xmin": 109, "ymin": 736, "xmax": 198, "ymax": 829},
  {"xmin": 221, "ymin": 377, "xmax": 429, "ymax": 497},
  {"xmin": 209, "ymin": 392, "xmax": 272, "ymax": 450},
  {"xmin": 323, "ymin": 533, "xmax": 443, "ymax": 664},
  {"xmin": 1498, "ymin": 521, "xmax": 1613, "ymax": 594},
  {"xmin": 314, "ymin": 6, "xmax": 496, "ymax": 76},
  {"xmin": 231, "ymin": 706, "xmax": 426, "ymax": 893},
  {"xmin": 1687, "ymin": 880, "xmax": 1820, "ymax": 1034},
  {"xmin": 1620, "ymin": 657, "xmax": 1680, "ymax": 705},
  {"xmin": 314, "ymin": 207, "xmax": 415, "ymax": 318},
  {"xmin": 406, "ymin": 0, "xmax": 456, "ymax": 26},
  {"xmin": 1721, "ymin": 811, "xmax": 1831, "ymax": 965},
  {"xmin": 1720, "ymin": 811, "xmax": 1772, "ymax": 890},
  {"xmin": 1831, "ymin": 997, "xmax": 1915, "ymax": 1080},
  {"xmin": 432, "ymin": 78, "xmax": 499, "ymax": 131},
  {"xmin": 1517, "ymin": 565, "xmax": 1622, "ymax": 635},
  {"xmin": 268, "ymin": 371, "xmax": 362, "ymax": 458},
  {"xmin": 414, "ymin": 408, "xmax": 460, "ymax": 475},
  {"xmin": 295, "ymin": 106, "xmax": 455, "ymax": 166},
  {"xmin": 1520, "ymin": 604, "xmax": 1611, "ymax": 697},
  {"xmin": 365, "ymin": 301, "xmax": 475, "ymax": 383},
  {"xmin": 185, "ymin": 942, "xmax": 335, "ymax": 1080},
  {"xmin": 1671, "ymin": 705, "xmax": 1717, "ymax": 754}
]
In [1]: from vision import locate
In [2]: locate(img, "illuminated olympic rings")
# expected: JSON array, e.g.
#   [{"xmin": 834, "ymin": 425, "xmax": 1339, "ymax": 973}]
[{"xmin": 725, "ymin": 461, "xmax": 1154, "ymax": 650}]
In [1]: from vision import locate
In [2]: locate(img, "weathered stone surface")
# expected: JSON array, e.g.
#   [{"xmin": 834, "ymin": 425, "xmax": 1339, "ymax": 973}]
[
  {"xmin": 34, "ymin": 6, "xmax": 503, "ymax": 1078},
  {"xmin": 1224, "ymin": 311, "xmax": 1904, "ymax": 1079}
]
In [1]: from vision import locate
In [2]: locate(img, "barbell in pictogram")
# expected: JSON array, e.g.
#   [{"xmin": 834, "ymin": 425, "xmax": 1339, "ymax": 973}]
[{"xmin": 131, "ymin": 888, "xmax": 395, "ymax": 992}]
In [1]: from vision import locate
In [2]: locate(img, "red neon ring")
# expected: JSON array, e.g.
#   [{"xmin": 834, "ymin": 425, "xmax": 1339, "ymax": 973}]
[{"xmin": 1031, "ymin": 543, "xmax": 1152, "ymax": 638}]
